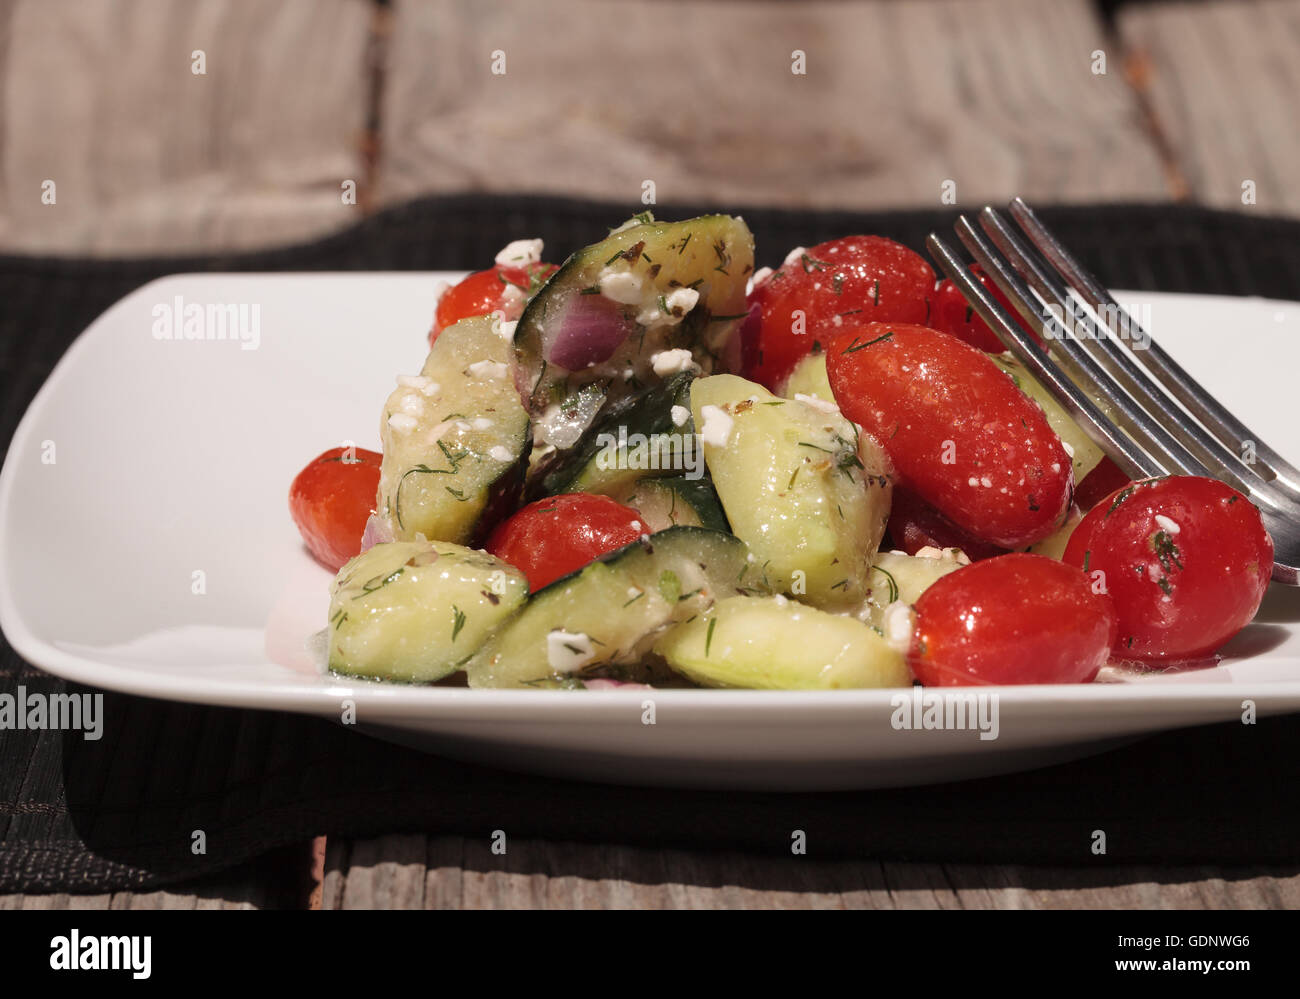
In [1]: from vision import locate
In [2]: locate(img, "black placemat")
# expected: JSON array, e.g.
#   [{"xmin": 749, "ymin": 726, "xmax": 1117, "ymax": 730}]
[{"xmin": 2, "ymin": 196, "xmax": 1299, "ymax": 893}]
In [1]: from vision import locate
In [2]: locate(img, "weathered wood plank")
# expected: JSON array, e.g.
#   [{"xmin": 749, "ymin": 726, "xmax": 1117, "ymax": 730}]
[
  {"xmin": 0, "ymin": 0, "xmax": 374, "ymax": 254},
  {"xmin": 378, "ymin": 0, "xmax": 1170, "ymax": 213},
  {"xmin": 1118, "ymin": 0, "xmax": 1300, "ymax": 215},
  {"xmin": 321, "ymin": 834, "xmax": 1300, "ymax": 909}
]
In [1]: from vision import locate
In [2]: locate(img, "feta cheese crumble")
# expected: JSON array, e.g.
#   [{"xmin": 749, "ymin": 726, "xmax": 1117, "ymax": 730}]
[
  {"xmin": 597, "ymin": 268, "xmax": 644, "ymax": 305},
  {"xmin": 882, "ymin": 601, "xmax": 915, "ymax": 654},
  {"xmin": 494, "ymin": 238, "xmax": 543, "ymax": 267},
  {"xmin": 1154, "ymin": 514, "xmax": 1181, "ymax": 535},
  {"xmin": 546, "ymin": 630, "xmax": 596, "ymax": 673},
  {"xmin": 794, "ymin": 393, "xmax": 839, "ymax": 415},
  {"xmin": 699, "ymin": 405, "xmax": 734, "ymax": 447},
  {"xmin": 466, "ymin": 360, "xmax": 508, "ymax": 380},
  {"xmin": 651, "ymin": 348, "xmax": 700, "ymax": 377},
  {"xmin": 670, "ymin": 404, "xmax": 691, "ymax": 427}
]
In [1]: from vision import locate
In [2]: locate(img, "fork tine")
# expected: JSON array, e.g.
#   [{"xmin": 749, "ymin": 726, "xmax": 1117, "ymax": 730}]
[
  {"xmin": 925, "ymin": 231, "xmax": 1161, "ymax": 480},
  {"xmin": 1009, "ymin": 197, "xmax": 1300, "ymax": 497},
  {"xmin": 974, "ymin": 207, "xmax": 1293, "ymax": 513}
]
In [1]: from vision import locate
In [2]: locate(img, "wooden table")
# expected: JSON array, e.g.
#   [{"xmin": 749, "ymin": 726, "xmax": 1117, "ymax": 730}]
[{"xmin": 2, "ymin": 0, "xmax": 1297, "ymax": 909}]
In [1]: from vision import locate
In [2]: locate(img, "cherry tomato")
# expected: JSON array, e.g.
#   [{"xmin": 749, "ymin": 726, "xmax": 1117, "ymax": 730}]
[
  {"xmin": 887, "ymin": 487, "xmax": 1009, "ymax": 561},
  {"xmin": 929, "ymin": 264, "xmax": 1043, "ymax": 353},
  {"xmin": 484, "ymin": 493, "xmax": 650, "ymax": 592},
  {"xmin": 826, "ymin": 322, "xmax": 1073, "ymax": 548},
  {"xmin": 909, "ymin": 553, "xmax": 1117, "ymax": 685},
  {"xmin": 1073, "ymin": 455, "xmax": 1131, "ymax": 512},
  {"xmin": 1063, "ymin": 476, "xmax": 1273, "ymax": 662},
  {"xmin": 431, "ymin": 262, "xmax": 558, "ymax": 345},
  {"xmin": 743, "ymin": 235, "xmax": 933, "ymax": 389},
  {"xmin": 289, "ymin": 447, "xmax": 383, "ymax": 571}
]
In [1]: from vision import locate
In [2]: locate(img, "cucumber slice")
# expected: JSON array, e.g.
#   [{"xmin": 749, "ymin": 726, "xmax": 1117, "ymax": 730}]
[
  {"xmin": 614, "ymin": 475, "xmax": 731, "ymax": 534},
  {"xmin": 534, "ymin": 371, "xmax": 700, "ymax": 498},
  {"xmin": 653, "ymin": 595, "xmax": 910, "ymax": 689},
  {"xmin": 691, "ymin": 374, "xmax": 892, "ymax": 610},
  {"xmin": 1025, "ymin": 505, "xmax": 1083, "ymax": 559},
  {"xmin": 328, "ymin": 540, "xmax": 528, "ymax": 682},
  {"xmin": 779, "ymin": 350, "xmax": 834, "ymax": 404},
  {"xmin": 989, "ymin": 352, "xmax": 1103, "ymax": 483},
  {"xmin": 464, "ymin": 526, "xmax": 757, "ymax": 688},
  {"xmin": 376, "ymin": 315, "xmax": 530, "ymax": 544},
  {"xmin": 861, "ymin": 549, "xmax": 966, "ymax": 630},
  {"xmin": 516, "ymin": 213, "xmax": 754, "ymax": 446}
]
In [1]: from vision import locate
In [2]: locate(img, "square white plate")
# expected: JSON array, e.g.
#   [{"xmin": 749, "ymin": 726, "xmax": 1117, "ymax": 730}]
[{"xmin": 2, "ymin": 273, "xmax": 1299, "ymax": 790}]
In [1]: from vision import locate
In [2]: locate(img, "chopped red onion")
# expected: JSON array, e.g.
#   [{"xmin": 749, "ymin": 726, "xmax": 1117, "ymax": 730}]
[{"xmin": 544, "ymin": 293, "xmax": 630, "ymax": 370}]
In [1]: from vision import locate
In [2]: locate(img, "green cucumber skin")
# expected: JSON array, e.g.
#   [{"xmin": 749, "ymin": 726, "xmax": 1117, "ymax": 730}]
[
  {"xmin": 535, "ymin": 372, "xmax": 697, "ymax": 498},
  {"xmin": 514, "ymin": 214, "xmax": 754, "ymax": 424},
  {"xmin": 465, "ymin": 526, "xmax": 758, "ymax": 688}
]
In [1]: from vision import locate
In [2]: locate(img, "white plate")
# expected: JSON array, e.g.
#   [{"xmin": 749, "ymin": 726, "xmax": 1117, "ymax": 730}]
[{"xmin": 2, "ymin": 273, "xmax": 1299, "ymax": 790}]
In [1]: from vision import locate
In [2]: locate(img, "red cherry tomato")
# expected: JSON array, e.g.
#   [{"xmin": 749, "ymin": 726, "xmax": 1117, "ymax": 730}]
[
  {"xmin": 887, "ymin": 487, "xmax": 1009, "ymax": 561},
  {"xmin": 909, "ymin": 553, "xmax": 1117, "ymax": 686},
  {"xmin": 744, "ymin": 235, "xmax": 933, "ymax": 389},
  {"xmin": 929, "ymin": 264, "xmax": 1044, "ymax": 353},
  {"xmin": 431, "ymin": 262, "xmax": 558, "ymax": 345},
  {"xmin": 484, "ymin": 494, "xmax": 651, "ymax": 592},
  {"xmin": 1063, "ymin": 476, "xmax": 1273, "ymax": 662},
  {"xmin": 1073, "ymin": 455, "xmax": 1131, "ymax": 512},
  {"xmin": 289, "ymin": 447, "xmax": 383, "ymax": 571},
  {"xmin": 826, "ymin": 323, "xmax": 1073, "ymax": 548}
]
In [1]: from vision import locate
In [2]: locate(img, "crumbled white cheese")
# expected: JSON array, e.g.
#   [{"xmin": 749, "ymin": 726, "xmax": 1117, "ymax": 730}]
[
  {"xmin": 1155, "ymin": 514, "xmax": 1181, "ymax": 535},
  {"xmin": 466, "ymin": 360, "xmax": 508, "ymax": 380},
  {"xmin": 472, "ymin": 417, "xmax": 494, "ymax": 430},
  {"xmin": 670, "ymin": 405, "xmax": 691, "ymax": 427},
  {"xmin": 398, "ymin": 394, "xmax": 425, "ymax": 417},
  {"xmin": 651, "ymin": 348, "xmax": 700, "ymax": 377},
  {"xmin": 980, "ymin": 477, "xmax": 992, "ymax": 488},
  {"xmin": 495, "ymin": 238, "xmax": 543, "ymax": 267},
  {"xmin": 968, "ymin": 477, "xmax": 980, "ymax": 487},
  {"xmin": 496, "ymin": 319, "xmax": 518, "ymax": 341},
  {"xmin": 397, "ymin": 374, "xmax": 433, "ymax": 391},
  {"xmin": 500, "ymin": 283, "xmax": 527, "ymax": 313},
  {"xmin": 699, "ymin": 405, "xmax": 734, "ymax": 447},
  {"xmin": 546, "ymin": 630, "xmax": 595, "ymax": 673},
  {"xmin": 387, "ymin": 413, "xmax": 418, "ymax": 433},
  {"xmin": 665, "ymin": 286, "xmax": 699, "ymax": 315},
  {"xmin": 794, "ymin": 392, "xmax": 839, "ymax": 415},
  {"xmin": 882, "ymin": 601, "xmax": 915, "ymax": 654},
  {"xmin": 948, "ymin": 547, "xmax": 972, "ymax": 566},
  {"xmin": 783, "ymin": 245, "xmax": 808, "ymax": 268},
  {"xmin": 773, "ymin": 593, "xmax": 789, "ymax": 607},
  {"xmin": 914, "ymin": 546, "xmax": 946, "ymax": 560},
  {"xmin": 488, "ymin": 445, "xmax": 514, "ymax": 462},
  {"xmin": 598, "ymin": 268, "xmax": 644, "ymax": 305}
]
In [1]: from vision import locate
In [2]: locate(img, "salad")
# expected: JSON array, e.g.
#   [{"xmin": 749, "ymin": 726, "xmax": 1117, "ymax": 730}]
[{"xmin": 288, "ymin": 213, "xmax": 1274, "ymax": 690}]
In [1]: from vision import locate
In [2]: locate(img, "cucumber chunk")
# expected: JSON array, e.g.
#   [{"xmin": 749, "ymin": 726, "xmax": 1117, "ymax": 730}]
[
  {"xmin": 328, "ymin": 540, "xmax": 528, "ymax": 682},
  {"xmin": 516, "ymin": 213, "xmax": 754, "ymax": 447},
  {"xmin": 376, "ymin": 316, "xmax": 530, "ymax": 544},
  {"xmin": 654, "ymin": 595, "xmax": 910, "ymax": 689},
  {"xmin": 691, "ymin": 374, "xmax": 892, "ymax": 610},
  {"xmin": 779, "ymin": 350, "xmax": 834, "ymax": 405},
  {"xmin": 614, "ymin": 475, "xmax": 731, "ymax": 534},
  {"xmin": 989, "ymin": 352, "xmax": 1103, "ymax": 483},
  {"xmin": 464, "ymin": 526, "xmax": 757, "ymax": 688},
  {"xmin": 861, "ymin": 549, "xmax": 966, "ymax": 630},
  {"xmin": 534, "ymin": 371, "xmax": 701, "ymax": 498}
]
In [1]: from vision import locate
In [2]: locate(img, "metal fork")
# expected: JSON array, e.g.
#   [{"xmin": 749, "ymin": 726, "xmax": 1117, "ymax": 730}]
[{"xmin": 926, "ymin": 197, "xmax": 1300, "ymax": 584}]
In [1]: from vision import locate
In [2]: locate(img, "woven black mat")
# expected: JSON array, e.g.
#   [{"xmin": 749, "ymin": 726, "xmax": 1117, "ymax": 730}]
[{"xmin": 2, "ymin": 195, "xmax": 1299, "ymax": 893}]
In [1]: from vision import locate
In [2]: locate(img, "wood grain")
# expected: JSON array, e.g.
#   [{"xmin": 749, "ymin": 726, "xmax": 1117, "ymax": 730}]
[
  {"xmin": 320, "ymin": 834, "xmax": 1300, "ymax": 909},
  {"xmin": 1118, "ymin": 0, "xmax": 1300, "ymax": 215},
  {"xmin": 377, "ymin": 0, "xmax": 1171, "ymax": 213},
  {"xmin": 0, "ymin": 0, "xmax": 374, "ymax": 254}
]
